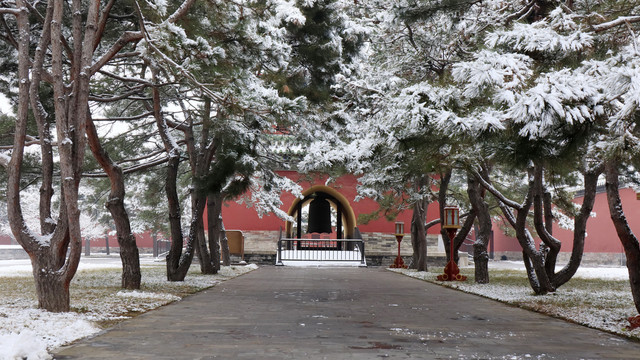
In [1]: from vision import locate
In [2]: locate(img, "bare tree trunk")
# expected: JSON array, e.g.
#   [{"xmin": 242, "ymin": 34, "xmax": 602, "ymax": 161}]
[
  {"xmin": 411, "ymin": 199, "xmax": 428, "ymax": 271},
  {"xmin": 207, "ymin": 192, "xmax": 228, "ymax": 269},
  {"xmin": 171, "ymin": 95, "xmax": 218, "ymax": 275},
  {"xmin": 467, "ymin": 170, "xmax": 491, "ymax": 284},
  {"xmin": 5, "ymin": 0, "xmax": 92, "ymax": 312},
  {"xmin": 550, "ymin": 165, "xmax": 602, "ymax": 287},
  {"xmin": 605, "ymin": 160, "xmax": 640, "ymax": 314},
  {"xmin": 453, "ymin": 209, "xmax": 475, "ymax": 264},
  {"xmin": 410, "ymin": 176, "xmax": 429, "ymax": 271},
  {"xmin": 438, "ymin": 169, "xmax": 453, "ymax": 261},
  {"xmin": 164, "ymin": 153, "xmax": 194, "ymax": 281},
  {"xmin": 219, "ymin": 217, "xmax": 230, "ymax": 267},
  {"xmin": 514, "ymin": 175, "xmax": 554, "ymax": 294},
  {"xmin": 86, "ymin": 114, "xmax": 141, "ymax": 289},
  {"xmin": 531, "ymin": 163, "xmax": 562, "ymax": 276},
  {"xmin": 151, "ymin": 70, "xmax": 194, "ymax": 281},
  {"xmin": 195, "ymin": 197, "xmax": 215, "ymax": 274}
]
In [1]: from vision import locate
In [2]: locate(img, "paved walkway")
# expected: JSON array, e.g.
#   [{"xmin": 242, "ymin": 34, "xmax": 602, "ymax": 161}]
[{"xmin": 55, "ymin": 267, "xmax": 640, "ymax": 359}]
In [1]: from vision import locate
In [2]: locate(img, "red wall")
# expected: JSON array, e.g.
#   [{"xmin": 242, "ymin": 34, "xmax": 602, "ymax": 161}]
[
  {"xmin": 492, "ymin": 188, "xmax": 639, "ymax": 254},
  {"xmin": 85, "ymin": 231, "xmax": 156, "ymax": 248},
  {"xmin": 0, "ymin": 234, "xmax": 12, "ymax": 245},
  {"xmin": 220, "ymin": 171, "xmax": 441, "ymax": 235}
]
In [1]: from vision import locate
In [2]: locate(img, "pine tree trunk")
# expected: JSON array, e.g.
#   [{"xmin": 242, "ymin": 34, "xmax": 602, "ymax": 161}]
[
  {"xmin": 195, "ymin": 199, "xmax": 215, "ymax": 274},
  {"xmin": 467, "ymin": 172, "xmax": 490, "ymax": 284},
  {"xmin": 165, "ymin": 152, "xmax": 194, "ymax": 282},
  {"xmin": 33, "ymin": 259, "xmax": 70, "ymax": 312},
  {"xmin": 219, "ymin": 217, "xmax": 230, "ymax": 267},
  {"xmin": 438, "ymin": 170, "xmax": 452, "ymax": 261},
  {"xmin": 106, "ymin": 188, "xmax": 141, "ymax": 289},
  {"xmin": 550, "ymin": 166, "xmax": 601, "ymax": 288},
  {"xmin": 86, "ymin": 114, "xmax": 142, "ymax": 290},
  {"xmin": 411, "ymin": 198, "xmax": 428, "ymax": 271},
  {"xmin": 410, "ymin": 176, "xmax": 429, "ymax": 271},
  {"xmin": 605, "ymin": 161, "xmax": 640, "ymax": 314},
  {"xmin": 208, "ymin": 193, "xmax": 228, "ymax": 269}
]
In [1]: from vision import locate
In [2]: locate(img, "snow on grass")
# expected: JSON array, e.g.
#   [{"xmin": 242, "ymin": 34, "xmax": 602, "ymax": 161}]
[
  {"xmin": 0, "ymin": 259, "xmax": 257, "ymax": 360},
  {"xmin": 389, "ymin": 262, "xmax": 640, "ymax": 341}
]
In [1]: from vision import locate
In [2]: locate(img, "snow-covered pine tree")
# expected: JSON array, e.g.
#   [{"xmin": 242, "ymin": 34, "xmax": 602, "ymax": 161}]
[
  {"xmin": 449, "ymin": 0, "xmax": 639, "ymax": 294},
  {"xmin": 584, "ymin": 0, "xmax": 640, "ymax": 320}
]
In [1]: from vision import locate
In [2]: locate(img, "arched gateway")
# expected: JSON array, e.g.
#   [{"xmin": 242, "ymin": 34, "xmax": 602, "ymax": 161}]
[
  {"xmin": 284, "ymin": 185, "xmax": 357, "ymax": 239},
  {"xmin": 278, "ymin": 185, "xmax": 364, "ymax": 264}
]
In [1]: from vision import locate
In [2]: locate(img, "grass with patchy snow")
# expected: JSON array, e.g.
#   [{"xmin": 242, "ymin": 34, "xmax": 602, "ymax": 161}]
[
  {"xmin": 0, "ymin": 262, "xmax": 257, "ymax": 359},
  {"xmin": 389, "ymin": 267, "xmax": 640, "ymax": 341}
]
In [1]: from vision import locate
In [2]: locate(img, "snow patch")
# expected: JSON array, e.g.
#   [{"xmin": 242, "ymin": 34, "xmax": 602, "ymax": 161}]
[{"xmin": 0, "ymin": 330, "xmax": 51, "ymax": 360}]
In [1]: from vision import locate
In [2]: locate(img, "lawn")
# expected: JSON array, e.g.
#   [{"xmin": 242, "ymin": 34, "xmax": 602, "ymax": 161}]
[{"xmin": 0, "ymin": 260, "xmax": 257, "ymax": 360}]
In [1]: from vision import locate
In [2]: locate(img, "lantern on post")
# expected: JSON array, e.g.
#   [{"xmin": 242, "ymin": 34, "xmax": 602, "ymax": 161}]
[
  {"xmin": 390, "ymin": 221, "xmax": 407, "ymax": 268},
  {"xmin": 437, "ymin": 206, "xmax": 467, "ymax": 281}
]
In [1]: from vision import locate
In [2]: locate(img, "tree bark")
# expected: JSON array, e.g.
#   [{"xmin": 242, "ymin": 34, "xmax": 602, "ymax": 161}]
[
  {"xmin": 195, "ymin": 196, "xmax": 215, "ymax": 274},
  {"xmin": 550, "ymin": 165, "xmax": 602, "ymax": 288},
  {"xmin": 207, "ymin": 194, "xmax": 220, "ymax": 269},
  {"xmin": 513, "ymin": 171, "xmax": 554, "ymax": 294},
  {"xmin": 5, "ymin": 0, "xmax": 87, "ymax": 312},
  {"xmin": 438, "ymin": 169, "xmax": 453, "ymax": 261},
  {"xmin": 410, "ymin": 175, "xmax": 429, "ymax": 271},
  {"xmin": 467, "ymin": 170, "xmax": 491, "ymax": 284},
  {"xmin": 86, "ymin": 113, "xmax": 141, "ymax": 289},
  {"xmin": 150, "ymin": 69, "xmax": 193, "ymax": 281},
  {"xmin": 219, "ymin": 217, "xmax": 230, "ymax": 267},
  {"xmin": 171, "ymin": 95, "xmax": 218, "ymax": 275},
  {"xmin": 208, "ymin": 193, "xmax": 229, "ymax": 268},
  {"xmin": 605, "ymin": 160, "xmax": 640, "ymax": 314}
]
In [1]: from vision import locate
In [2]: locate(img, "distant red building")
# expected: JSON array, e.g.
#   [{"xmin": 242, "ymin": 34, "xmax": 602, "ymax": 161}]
[
  {"xmin": 221, "ymin": 171, "xmax": 637, "ymax": 266},
  {"xmin": 220, "ymin": 171, "xmax": 442, "ymax": 265}
]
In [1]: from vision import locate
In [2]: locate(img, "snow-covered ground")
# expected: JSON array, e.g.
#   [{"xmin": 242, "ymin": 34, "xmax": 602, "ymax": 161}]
[
  {"xmin": 488, "ymin": 260, "xmax": 630, "ymax": 280},
  {"xmin": 0, "ymin": 256, "xmax": 257, "ymax": 360}
]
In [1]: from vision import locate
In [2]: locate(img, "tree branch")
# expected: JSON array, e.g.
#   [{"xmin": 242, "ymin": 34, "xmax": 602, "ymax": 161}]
[
  {"xmin": 90, "ymin": 31, "xmax": 143, "ymax": 75},
  {"xmin": 92, "ymin": 111, "xmax": 154, "ymax": 122},
  {"xmin": 0, "ymin": 8, "xmax": 20, "ymax": 15},
  {"xmin": 167, "ymin": 0, "xmax": 197, "ymax": 24},
  {"xmin": 593, "ymin": 16, "xmax": 640, "ymax": 33},
  {"xmin": 471, "ymin": 168, "xmax": 523, "ymax": 210},
  {"xmin": 82, "ymin": 156, "xmax": 169, "ymax": 178}
]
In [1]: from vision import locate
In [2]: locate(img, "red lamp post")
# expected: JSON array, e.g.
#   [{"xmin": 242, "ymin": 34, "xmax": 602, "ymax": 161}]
[
  {"xmin": 437, "ymin": 206, "xmax": 467, "ymax": 281},
  {"xmin": 390, "ymin": 221, "xmax": 407, "ymax": 268}
]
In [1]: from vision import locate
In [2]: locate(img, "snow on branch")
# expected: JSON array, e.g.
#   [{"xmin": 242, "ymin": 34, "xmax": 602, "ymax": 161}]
[
  {"xmin": 509, "ymin": 69, "xmax": 602, "ymax": 138},
  {"xmin": 82, "ymin": 156, "xmax": 170, "ymax": 178},
  {"xmin": 452, "ymin": 50, "xmax": 533, "ymax": 99},
  {"xmin": 272, "ymin": 0, "xmax": 306, "ymax": 26},
  {"xmin": 166, "ymin": 0, "xmax": 197, "ymax": 24},
  {"xmin": 487, "ymin": 21, "xmax": 593, "ymax": 55},
  {"xmin": 593, "ymin": 16, "xmax": 640, "ymax": 33},
  {"xmin": 0, "ymin": 8, "xmax": 20, "ymax": 15}
]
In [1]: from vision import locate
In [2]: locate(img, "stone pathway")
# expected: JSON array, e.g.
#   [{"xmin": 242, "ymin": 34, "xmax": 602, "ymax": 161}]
[{"xmin": 54, "ymin": 267, "xmax": 640, "ymax": 359}]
